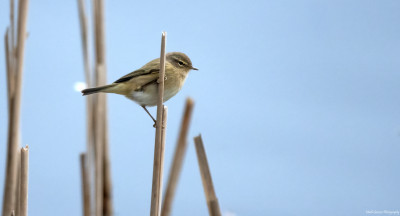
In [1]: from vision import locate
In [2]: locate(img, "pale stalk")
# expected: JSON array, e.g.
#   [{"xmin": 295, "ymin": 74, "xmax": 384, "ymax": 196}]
[
  {"xmin": 150, "ymin": 32, "xmax": 167, "ymax": 216},
  {"xmin": 161, "ymin": 98, "xmax": 194, "ymax": 216},
  {"xmin": 194, "ymin": 135, "xmax": 221, "ymax": 216}
]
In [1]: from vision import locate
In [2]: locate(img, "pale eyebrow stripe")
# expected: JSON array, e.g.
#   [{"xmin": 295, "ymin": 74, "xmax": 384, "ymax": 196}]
[{"xmin": 173, "ymin": 57, "xmax": 188, "ymax": 65}]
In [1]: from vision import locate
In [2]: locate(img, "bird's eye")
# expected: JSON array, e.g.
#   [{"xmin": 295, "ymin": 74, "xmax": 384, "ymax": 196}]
[{"xmin": 178, "ymin": 61, "xmax": 184, "ymax": 66}]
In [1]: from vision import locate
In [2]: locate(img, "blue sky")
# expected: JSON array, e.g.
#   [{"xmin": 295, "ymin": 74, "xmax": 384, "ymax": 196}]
[{"xmin": 0, "ymin": 0, "xmax": 400, "ymax": 215}]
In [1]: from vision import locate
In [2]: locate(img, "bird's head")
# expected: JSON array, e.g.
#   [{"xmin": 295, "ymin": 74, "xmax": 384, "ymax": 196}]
[{"xmin": 167, "ymin": 52, "xmax": 198, "ymax": 73}]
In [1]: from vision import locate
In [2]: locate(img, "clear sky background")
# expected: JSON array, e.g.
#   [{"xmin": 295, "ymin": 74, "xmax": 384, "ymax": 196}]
[{"xmin": 0, "ymin": 0, "xmax": 399, "ymax": 215}]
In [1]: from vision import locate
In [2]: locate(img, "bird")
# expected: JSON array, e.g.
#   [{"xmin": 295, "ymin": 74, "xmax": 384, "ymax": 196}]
[{"xmin": 81, "ymin": 52, "xmax": 197, "ymax": 125}]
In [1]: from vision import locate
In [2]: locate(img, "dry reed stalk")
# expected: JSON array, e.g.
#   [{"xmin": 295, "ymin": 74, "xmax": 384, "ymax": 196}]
[
  {"xmin": 92, "ymin": 1, "xmax": 104, "ymax": 212},
  {"xmin": 150, "ymin": 106, "xmax": 168, "ymax": 216},
  {"xmin": 80, "ymin": 154, "xmax": 91, "ymax": 216},
  {"xmin": 2, "ymin": 0, "xmax": 29, "ymax": 215},
  {"xmin": 160, "ymin": 107, "xmax": 168, "ymax": 180},
  {"xmin": 77, "ymin": 0, "xmax": 94, "ymax": 157},
  {"xmin": 150, "ymin": 32, "xmax": 167, "ymax": 216},
  {"xmin": 9, "ymin": 0, "xmax": 16, "ymax": 99},
  {"xmin": 161, "ymin": 98, "xmax": 194, "ymax": 216},
  {"xmin": 77, "ymin": 0, "xmax": 113, "ymax": 215},
  {"xmin": 193, "ymin": 135, "xmax": 221, "ymax": 216},
  {"xmin": 159, "ymin": 106, "xmax": 168, "ymax": 206},
  {"xmin": 77, "ymin": 2, "xmax": 95, "ymax": 213},
  {"xmin": 102, "ymin": 105, "xmax": 112, "ymax": 216},
  {"xmin": 93, "ymin": 1, "xmax": 103, "ymax": 215},
  {"xmin": 14, "ymin": 151, "xmax": 21, "ymax": 216},
  {"xmin": 19, "ymin": 146, "xmax": 28, "ymax": 216},
  {"xmin": 77, "ymin": 0, "xmax": 91, "ymax": 87},
  {"xmin": 10, "ymin": 0, "xmax": 15, "ymax": 49},
  {"xmin": 4, "ymin": 30, "xmax": 13, "ymax": 107},
  {"xmin": 93, "ymin": 75, "xmax": 104, "ymax": 216},
  {"xmin": 93, "ymin": 0, "xmax": 112, "ymax": 214},
  {"xmin": 2, "ymin": 102, "xmax": 19, "ymax": 216}
]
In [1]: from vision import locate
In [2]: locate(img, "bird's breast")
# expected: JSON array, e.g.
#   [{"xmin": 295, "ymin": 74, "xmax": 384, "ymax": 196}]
[{"xmin": 128, "ymin": 74, "xmax": 186, "ymax": 107}]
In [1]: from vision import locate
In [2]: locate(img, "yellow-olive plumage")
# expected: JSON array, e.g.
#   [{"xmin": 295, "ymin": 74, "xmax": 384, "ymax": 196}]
[{"xmin": 81, "ymin": 52, "xmax": 197, "ymax": 122}]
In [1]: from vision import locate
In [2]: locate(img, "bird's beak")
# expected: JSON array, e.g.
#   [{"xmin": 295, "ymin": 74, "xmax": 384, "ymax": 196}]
[{"xmin": 191, "ymin": 67, "xmax": 198, "ymax": 71}]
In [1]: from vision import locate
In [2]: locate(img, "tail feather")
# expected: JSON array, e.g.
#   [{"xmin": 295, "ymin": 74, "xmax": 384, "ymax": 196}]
[{"xmin": 81, "ymin": 85, "xmax": 113, "ymax": 96}]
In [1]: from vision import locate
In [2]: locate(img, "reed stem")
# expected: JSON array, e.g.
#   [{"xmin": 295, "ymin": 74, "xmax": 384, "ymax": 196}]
[
  {"xmin": 161, "ymin": 98, "xmax": 194, "ymax": 216},
  {"xmin": 194, "ymin": 135, "xmax": 221, "ymax": 216},
  {"xmin": 150, "ymin": 32, "xmax": 167, "ymax": 216}
]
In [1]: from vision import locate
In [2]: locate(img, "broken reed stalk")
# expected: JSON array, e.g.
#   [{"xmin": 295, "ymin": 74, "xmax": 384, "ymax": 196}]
[
  {"xmin": 150, "ymin": 32, "xmax": 167, "ymax": 216},
  {"xmin": 161, "ymin": 98, "xmax": 194, "ymax": 216},
  {"xmin": 2, "ymin": 0, "xmax": 29, "ymax": 215},
  {"xmin": 19, "ymin": 146, "xmax": 29, "ymax": 216},
  {"xmin": 193, "ymin": 135, "xmax": 221, "ymax": 216},
  {"xmin": 80, "ymin": 154, "xmax": 91, "ymax": 216}
]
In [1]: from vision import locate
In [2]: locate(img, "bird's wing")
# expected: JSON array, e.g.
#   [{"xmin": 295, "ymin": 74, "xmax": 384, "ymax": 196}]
[
  {"xmin": 113, "ymin": 58, "xmax": 161, "ymax": 83},
  {"xmin": 113, "ymin": 68, "xmax": 159, "ymax": 83}
]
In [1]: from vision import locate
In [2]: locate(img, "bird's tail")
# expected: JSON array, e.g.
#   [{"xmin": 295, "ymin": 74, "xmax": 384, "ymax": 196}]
[{"xmin": 81, "ymin": 84, "xmax": 116, "ymax": 96}]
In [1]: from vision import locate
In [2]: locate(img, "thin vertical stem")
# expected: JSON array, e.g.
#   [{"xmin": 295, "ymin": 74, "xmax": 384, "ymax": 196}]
[
  {"xmin": 2, "ymin": 98, "xmax": 18, "ymax": 216},
  {"xmin": 94, "ymin": 91, "xmax": 103, "ymax": 216},
  {"xmin": 13, "ymin": 151, "xmax": 20, "ymax": 216},
  {"xmin": 102, "ymin": 104, "xmax": 112, "ymax": 216},
  {"xmin": 19, "ymin": 146, "xmax": 29, "ymax": 216},
  {"xmin": 77, "ymin": 0, "xmax": 91, "ymax": 88},
  {"xmin": 160, "ymin": 107, "xmax": 168, "ymax": 178},
  {"xmin": 2, "ymin": 0, "xmax": 29, "ymax": 215},
  {"xmin": 150, "ymin": 32, "xmax": 167, "ymax": 216},
  {"xmin": 4, "ymin": 29, "xmax": 13, "ymax": 106},
  {"xmin": 78, "ymin": 0, "xmax": 96, "ymax": 214},
  {"xmin": 161, "ymin": 98, "xmax": 194, "ymax": 216},
  {"xmin": 93, "ymin": 0, "xmax": 110, "ymax": 214},
  {"xmin": 194, "ymin": 135, "xmax": 221, "ymax": 216},
  {"xmin": 93, "ymin": 1, "xmax": 102, "ymax": 215},
  {"xmin": 93, "ymin": 0, "xmax": 105, "ymax": 67},
  {"xmin": 151, "ymin": 106, "xmax": 168, "ymax": 216},
  {"xmin": 80, "ymin": 153, "xmax": 91, "ymax": 216},
  {"xmin": 10, "ymin": 0, "xmax": 15, "ymax": 49},
  {"xmin": 15, "ymin": 0, "xmax": 29, "ymax": 90},
  {"xmin": 77, "ymin": 0, "xmax": 94, "ymax": 212}
]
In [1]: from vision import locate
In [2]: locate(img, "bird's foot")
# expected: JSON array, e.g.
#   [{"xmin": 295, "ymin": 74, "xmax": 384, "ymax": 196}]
[{"xmin": 157, "ymin": 76, "xmax": 167, "ymax": 83}]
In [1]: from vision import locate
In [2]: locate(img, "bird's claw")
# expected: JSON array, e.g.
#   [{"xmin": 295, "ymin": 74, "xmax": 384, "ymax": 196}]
[{"xmin": 157, "ymin": 76, "xmax": 167, "ymax": 83}]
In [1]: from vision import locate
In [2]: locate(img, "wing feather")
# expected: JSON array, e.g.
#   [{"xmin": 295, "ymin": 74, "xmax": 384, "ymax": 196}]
[
  {"xmin": 113, "ymin": 58, "xmax": 161, "ymax": 83},
  {"xmin": 113, "ymin": 68, "xmax": 159, "ymax": 83}
]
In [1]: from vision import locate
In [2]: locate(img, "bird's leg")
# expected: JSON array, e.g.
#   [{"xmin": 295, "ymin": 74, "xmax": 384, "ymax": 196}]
[{"xmin": 141, "ymin": 105, "xmax": 157, "ymax": 127}]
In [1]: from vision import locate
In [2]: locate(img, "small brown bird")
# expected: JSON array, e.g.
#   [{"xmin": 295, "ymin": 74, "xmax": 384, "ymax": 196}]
[{"xmin": 81, "ymin": 52, "xmax": 197, "ymax": 124}]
